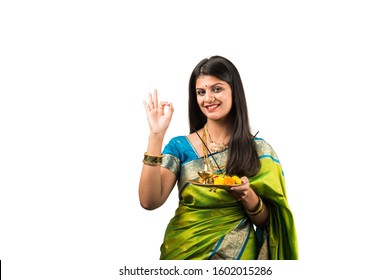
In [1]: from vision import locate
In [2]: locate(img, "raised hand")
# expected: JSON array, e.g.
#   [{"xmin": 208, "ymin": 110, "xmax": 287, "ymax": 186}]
[{"xmin": 143, "ymin": 89, "xmax": 174, "ymax": 136}]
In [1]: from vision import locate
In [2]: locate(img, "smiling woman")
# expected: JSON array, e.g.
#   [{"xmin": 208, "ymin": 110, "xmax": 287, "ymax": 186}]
[
  {"xmin": 195, "ymin": 76, "xmax": 233, "ymax": 123},
  {"xmin": 138, "ymin": 56, "xmax": 298, "ymax": 260}
]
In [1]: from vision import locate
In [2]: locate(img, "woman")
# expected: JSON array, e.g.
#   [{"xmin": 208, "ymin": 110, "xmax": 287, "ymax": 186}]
[{"xmin": 139, "ymin": 56, "xmax": 298, "ymax": 260}]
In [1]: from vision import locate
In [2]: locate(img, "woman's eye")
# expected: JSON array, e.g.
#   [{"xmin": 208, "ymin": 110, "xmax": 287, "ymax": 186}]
[
  {"xmin": 213, "ymin": 87, "xmax": 222, "ymax": 93},
  {"xmin": 196, "ymin": 90, "xmax": 205, "ymax": 95}
]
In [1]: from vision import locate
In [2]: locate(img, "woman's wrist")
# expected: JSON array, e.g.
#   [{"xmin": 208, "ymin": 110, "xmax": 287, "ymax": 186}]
[
  {"xmin": 147, "ymin": 134, "xmax": 164, "ymax": 155},
  {"xmin": 245, "ymin": 195, "xmax": 265, "ymax": 216},
  {"xmin": 241, "ymin": 189, "xmax": 260, "ymax": 212}
]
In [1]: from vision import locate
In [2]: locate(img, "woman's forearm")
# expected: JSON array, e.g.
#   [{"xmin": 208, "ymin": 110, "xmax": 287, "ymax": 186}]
[
  {"xmin": 138, "ymin": 134, "xmax": 166, "ymax": 210},
  {"xmin": 242, "ymin": 192, "xmax": 269, "ymax": 228}
]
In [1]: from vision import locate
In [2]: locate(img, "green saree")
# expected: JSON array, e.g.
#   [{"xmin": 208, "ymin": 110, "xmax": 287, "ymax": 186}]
[{"xmin": 160, "ymin": 136, "xmax": 298, "ymax": 260}]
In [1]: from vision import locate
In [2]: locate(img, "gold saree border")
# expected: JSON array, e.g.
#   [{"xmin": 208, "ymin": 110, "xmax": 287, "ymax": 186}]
[{"xmin": 208, "ymin": 218, "xmax": 252, "ymax": 260}]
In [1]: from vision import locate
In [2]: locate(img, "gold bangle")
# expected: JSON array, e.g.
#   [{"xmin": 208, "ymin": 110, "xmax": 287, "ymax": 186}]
[
  {"xmin": 143, "ymin": 152, "xmax": 163, "ymax": 166},
  {"xmin": 246, "ymin": 196, "xmax": 265, "ymax": 216}
]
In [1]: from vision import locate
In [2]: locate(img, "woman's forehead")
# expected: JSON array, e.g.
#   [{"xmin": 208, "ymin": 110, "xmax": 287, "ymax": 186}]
[{"xmin": 195, "ymin": 75, "xmax": 226, "ymax": 88}]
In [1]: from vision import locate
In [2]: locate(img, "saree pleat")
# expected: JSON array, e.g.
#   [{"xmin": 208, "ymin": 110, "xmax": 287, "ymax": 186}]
[{"xmin": 159, "ymin": 136, "xmax": 298, "ymax": 260}]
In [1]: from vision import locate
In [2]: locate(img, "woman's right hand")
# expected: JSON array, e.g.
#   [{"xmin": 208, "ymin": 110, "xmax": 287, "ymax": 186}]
[
  {"xmin": 139, "ymin": 89, "xmax": 176, "ymax": 210},
  {"xmin": 143, "ymin": 89, "xmax": 174, "ymax": 136}
]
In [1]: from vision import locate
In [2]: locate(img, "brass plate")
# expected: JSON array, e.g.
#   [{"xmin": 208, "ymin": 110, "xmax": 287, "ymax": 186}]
[{"xmin": 187, "ymin": 180, "xmax": 241, "ymax": 189}]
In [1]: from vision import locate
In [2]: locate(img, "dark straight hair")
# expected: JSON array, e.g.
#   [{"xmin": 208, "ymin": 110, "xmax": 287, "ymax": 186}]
[{"xmin": 188, "ymin": 56, "xmax": 260, "ymax": 177}]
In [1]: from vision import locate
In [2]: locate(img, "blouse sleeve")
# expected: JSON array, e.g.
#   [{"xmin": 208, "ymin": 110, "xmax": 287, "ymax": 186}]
[{"xmin": 161, "ymin": 137, "xmax": 182, "ymax": 178}]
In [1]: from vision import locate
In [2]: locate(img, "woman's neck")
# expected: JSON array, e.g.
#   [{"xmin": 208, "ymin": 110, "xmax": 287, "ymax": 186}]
[{"xmin": 205, "ymin": 120, "xmax": 231, "ymax": 144}]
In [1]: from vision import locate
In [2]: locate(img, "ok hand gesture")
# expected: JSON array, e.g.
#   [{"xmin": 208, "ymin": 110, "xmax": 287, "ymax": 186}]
[{"xmin": 143, "ymin": 89, "xmax": 174, "ymax": 136}]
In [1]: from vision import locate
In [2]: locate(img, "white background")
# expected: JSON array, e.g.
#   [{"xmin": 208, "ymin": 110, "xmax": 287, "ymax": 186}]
[{"xmin": 1, "ymin": 0, "xmax": 389, "ymax": 279}]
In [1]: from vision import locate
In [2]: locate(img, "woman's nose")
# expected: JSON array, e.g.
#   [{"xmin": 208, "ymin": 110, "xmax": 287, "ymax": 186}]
[{"xmin": 204, "ymin": 91, "xmax": 215, "ymax": 102}]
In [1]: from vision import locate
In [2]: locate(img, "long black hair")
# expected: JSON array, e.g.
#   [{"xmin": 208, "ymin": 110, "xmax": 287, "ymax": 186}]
[{"xmin": 188, "ymin": 56, "xmax": 260, "ymax": 177}]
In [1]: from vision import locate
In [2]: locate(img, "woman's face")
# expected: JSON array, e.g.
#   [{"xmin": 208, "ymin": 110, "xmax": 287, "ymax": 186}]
[{"xmin": 195, "ymin": 75, "xmax": 233, "ymax": 122}]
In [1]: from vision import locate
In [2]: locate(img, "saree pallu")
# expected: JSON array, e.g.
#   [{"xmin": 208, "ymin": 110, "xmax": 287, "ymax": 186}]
[{"xmin": 160, "ymin": 136, "xmax": 298, "ymax": 260}]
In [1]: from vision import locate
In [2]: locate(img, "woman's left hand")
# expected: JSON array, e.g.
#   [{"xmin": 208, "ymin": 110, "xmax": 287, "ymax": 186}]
[
  {"xmin": 227, "ymin": 176, "xmax": 269, "ymax": 227},
  {"xmin": 227, "ymin": 176, "xmax": 256, "ymax": 202}
]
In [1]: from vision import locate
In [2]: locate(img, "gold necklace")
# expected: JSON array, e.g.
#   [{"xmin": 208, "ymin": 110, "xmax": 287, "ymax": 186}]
[
  {"xmin": 205, "ymin": 124, "xmax": 229, "ymax": 153},
  {"xmin": 202, "ymin": 127, "xmax": 226, "ymax": 172}
]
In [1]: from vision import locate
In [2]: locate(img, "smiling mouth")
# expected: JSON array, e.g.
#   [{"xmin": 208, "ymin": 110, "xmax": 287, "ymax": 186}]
[{"xmin": 205, "ymin": 104, "xmax": 219, "ymax": 110}]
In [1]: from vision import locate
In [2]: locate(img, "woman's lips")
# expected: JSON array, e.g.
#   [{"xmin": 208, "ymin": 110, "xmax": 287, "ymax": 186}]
[{"xmin": 205, "ymin": 104, "xmax": 219, "ymax": 112}]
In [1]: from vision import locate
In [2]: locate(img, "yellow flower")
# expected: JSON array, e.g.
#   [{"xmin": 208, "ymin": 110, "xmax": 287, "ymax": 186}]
[
  {"xmin": 213, "ymin": 175, "xmax": 224, "ymax": 185},
  {"xmin": 232, "ymin": 175, "xmax": 242, "ymax": 184}
]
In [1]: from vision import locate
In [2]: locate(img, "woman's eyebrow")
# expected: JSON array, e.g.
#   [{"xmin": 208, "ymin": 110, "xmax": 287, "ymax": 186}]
[{"xmin": 196, "ymin": 82, "xmax": 224, "ymax": 90}]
